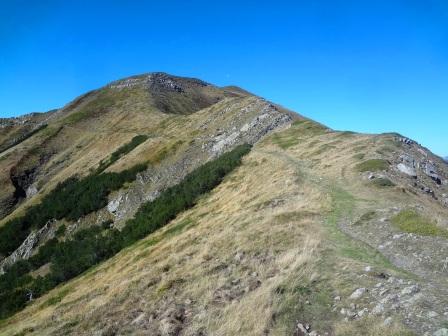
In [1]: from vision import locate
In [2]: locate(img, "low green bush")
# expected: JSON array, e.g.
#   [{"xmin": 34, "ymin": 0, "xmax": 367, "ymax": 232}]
[
  {"xmin": 0, "ymin": 163, "xmax": 147, "ymax": 256},
  {"xmin": 0, "ymin": 144, "xmax": 251, "ymax": 319},
  {"xmin": 96, "ymin": 135, "xmax": 148, "ymax": 173}
]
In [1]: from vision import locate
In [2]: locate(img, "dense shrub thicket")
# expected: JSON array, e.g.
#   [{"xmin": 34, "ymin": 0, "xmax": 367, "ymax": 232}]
[
  {"xmin": 0, "ymin": 144, "xmax": 251, "ymax": 319},
  {"xmin": 96, "ymin": 135, "xmax": 148, "ymax": 173},
  {"xmin": 0, "ymin": 163, "xmax": 147, "ymax": 256}
]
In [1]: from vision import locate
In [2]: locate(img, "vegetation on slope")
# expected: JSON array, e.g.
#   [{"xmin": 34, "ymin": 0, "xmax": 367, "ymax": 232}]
[
  {"xmin": 391, "ymin": 209, "xmax": 448, "ymax": 238},
  {"xmin": 0, "ymin": 164, "xmax": 147, "ymax": 256},
  {"xmin": 371, "ymin": 177, "xmax": 395, "ymax": 188},
  {"xmin": 271, "ymin": 119, "xmax": 326, "ymax": 149},
  {"xmin": 96, "ymin": 135, "xmax": 148, "ymax": 173},
  {"xmin": 0, "ymin": 124, "xmax": 48, "ymax": 154},
  {"xmin": 0, "ymin": 144, "xmax": 251, "ymax": 320},
  {"xmin": 356, "ymin": 159, "xmax": 389, "ymax": 172}
]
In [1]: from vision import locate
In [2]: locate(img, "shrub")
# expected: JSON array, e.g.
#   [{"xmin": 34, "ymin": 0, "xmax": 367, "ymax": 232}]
[
  {"xmin": 97, "ymin": 135, "xmax": 148, "ymax": 173},
  {"xmin": 55, "ymin": 225, "xmax": 66, "ymax": 238},
  {"xmin": 0, "ymin": 163, "xmax": 147, "ymax": 256},
  {"xmin": 0, "ymin": 144, "xmax": 251, "ymax": 319}
]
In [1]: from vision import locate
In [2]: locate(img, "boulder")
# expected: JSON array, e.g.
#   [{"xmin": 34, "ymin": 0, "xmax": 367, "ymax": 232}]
[
  {"xmin": 397, "ymin": 163, "xmax": 417, "ymax": 178},
  {"xmin": 26, "ymin": 185, "xmax": 38, "ymax": 198},
  {"xmin": 350, "ymin": 288, "xmax": 366, "ymax": 300},
  {"xmin": 107, "ymin": 196, "xmax": 122, "ymax": 214}
]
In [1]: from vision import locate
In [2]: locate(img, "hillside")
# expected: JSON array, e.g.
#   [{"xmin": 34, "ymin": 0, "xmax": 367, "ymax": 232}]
[{"xmin": 0, "ymin": 73, "xmax": 447, "ymax": 336}]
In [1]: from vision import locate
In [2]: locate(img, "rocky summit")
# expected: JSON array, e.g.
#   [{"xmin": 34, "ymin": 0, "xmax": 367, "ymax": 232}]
[{"xmin": 0, "ymin": 73, "xmax": 447, "ymax": 336}]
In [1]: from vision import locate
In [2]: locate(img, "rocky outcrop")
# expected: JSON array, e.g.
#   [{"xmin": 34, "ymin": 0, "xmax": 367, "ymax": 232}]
[
  {"xmin": 106, "ymin": 98, "xmax": 293, "ymax": 225},
  {"xmin": 396, "ymin": 136, "xmax": 415, "ymax": 145},
  {"xmin": 205, "ymin": 100, "xmax": 292, "ymax": 157},
  {"xmin": 0, "ymin": 220, "xmax": 55, "ymax": 273},
  {"xmin": 422, "ymin": 161, "xmax": 442, "ymax": 185},
  {"xmin": 397, "ymin": 163, "xmax": 417, "ymax": 177}
]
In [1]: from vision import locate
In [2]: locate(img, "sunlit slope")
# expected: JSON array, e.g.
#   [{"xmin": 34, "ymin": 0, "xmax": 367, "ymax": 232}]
[{"xmin": 2, "ymin": 119, "xmax": 448, "ymax": 335}]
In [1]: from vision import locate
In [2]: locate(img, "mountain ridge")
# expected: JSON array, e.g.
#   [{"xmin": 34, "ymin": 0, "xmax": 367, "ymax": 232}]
[{"xmin": 0, "ymin": 73, "xmax": 447, "ymax": 335}]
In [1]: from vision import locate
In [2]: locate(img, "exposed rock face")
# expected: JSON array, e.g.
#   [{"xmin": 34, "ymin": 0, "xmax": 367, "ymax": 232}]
[
  {"xmin": 396, "ymin": 136, "xmax": 415, "ymax": 145},
  {"xmin": 397, "ymin": 154, "xmax": 417, "ymax": 178},
  {"xmin": 0, "ymin": 220, "xmax": 55, "ymax": 273},
  {"xmin": 25, "ymin": 184, "xmax": 38, "ymax": 198},
  {"xmin": 108, "ymin": 72, "xmax": 209, "ymax": 91},
  {"xmin": 107, "ymin": 98, "xmax": 292, "ymax": 224},
  {"xmin": 208, "ymin": 104, "xmax": 291, "ymax": 156},
  {"xmin": 397, "ymin": 163, "xmax": 417, "ymax": 178},
  {"xmin": 107, "ymin": 195, "xmax": 122, "ymax": 214},
  {"xmin": 422, "ymin": 161, "xmax": 442, "ymax": 184}
]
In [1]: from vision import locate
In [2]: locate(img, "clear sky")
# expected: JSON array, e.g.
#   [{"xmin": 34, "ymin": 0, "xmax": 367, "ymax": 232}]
[{"xmin": 1, "ymin": 1, "xmax": 447, "ymax": 156}]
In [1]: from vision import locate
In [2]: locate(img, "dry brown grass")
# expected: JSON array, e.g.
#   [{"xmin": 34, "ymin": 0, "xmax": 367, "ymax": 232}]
[
  {"xmin": 3, "ymin": 93, "xmax": 437, "ymax": 335},
  {"xmin": 0, "ymin": 128, "xmax": 419, "ymax": 335}
]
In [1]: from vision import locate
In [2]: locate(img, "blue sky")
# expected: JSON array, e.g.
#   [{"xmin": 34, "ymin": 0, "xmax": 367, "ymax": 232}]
[{"xmin": 1, "ymin": 1, "xmax": 447, "ymax": 156}]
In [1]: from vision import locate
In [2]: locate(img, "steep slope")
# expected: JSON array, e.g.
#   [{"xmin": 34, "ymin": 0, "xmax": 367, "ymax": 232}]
[
  {"xmin": 0, "ymin": 72, "xmax": 289, "ymax": 223},
  {"xmin": 0, "ymin": 74, "xmax": 448, "ymax": 335}
]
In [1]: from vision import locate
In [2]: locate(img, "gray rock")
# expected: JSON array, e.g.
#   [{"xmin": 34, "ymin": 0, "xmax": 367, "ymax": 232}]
[
  {"xmin": 350, "ymin": 288, "xmax": 366, "ymax": 300},
  {"xmin": 383, "ymin": 317, "xmax": 393, "ymax": 326},
  {"xmin": 397, "ymin": 163, "xmax": 417, "ymax": 177},
  {"xmin": 422, "ymin": 161, "xmax": 442, "ymax": 184},
  {"xmin": 0, "ymin": 220, "xmax": 55, "ymax": 273},
  {"xmin": 401, "ymin": 285, "xmax": 419, "ymax": 296},
  {"xmin": 434, "ymin": 329, "xmax": 448, "ymax": 336},
  {"xmin": 427, "ymin": 311, "xmax": 439, "ymax": 318},
  {"xmin": 357, "ymin": 308, "xmax": 369, "ymax": 317},
  {"xmin": 371, "ymin": 303, "xmax": 385, "ymax": 315},
  {"xmin": 107, "ymin": 195, "xmax": 122, "ymax": 214},
  {"xmin": 296, "ymin": 323, "xmax": 308, "ymax": 335},
  {"xmin": 25, "ymin": 185, "xmax": 38, "ymax": 198},
  {"xmin": 397, "ymin": 137, "xmax": 414, "ymax": 145}
]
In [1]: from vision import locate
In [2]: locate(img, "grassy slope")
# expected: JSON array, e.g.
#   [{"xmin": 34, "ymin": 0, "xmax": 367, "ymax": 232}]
[
  {"xmin": 0, "ymin": 76, "xmax": 246, "ymax": 225},
  {"xmin": 0, "ymin": 122, "xmax": 426, "ymax": 335}
]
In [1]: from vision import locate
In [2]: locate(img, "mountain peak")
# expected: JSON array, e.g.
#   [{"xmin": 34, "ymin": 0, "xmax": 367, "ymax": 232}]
[
  {"xmin": 1, "ymin": 73, "xmax": 448, "ymax": 336},
  {"xmin": 108, "ymin": 72, "xmax": 211, "ymax": 91}
]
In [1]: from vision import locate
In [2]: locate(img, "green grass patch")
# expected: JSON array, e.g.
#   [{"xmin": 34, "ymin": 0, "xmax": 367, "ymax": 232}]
[
  {"xmin": 356, "ymin": 159, "xmax": 389, "ymax": 172},
  {"xmin": 272, "ymin": 279, "xmax": 335, "ymax": 335},
  {"xmin": 391, "ymin": 210, "xmax": 448, "ymax": 238},
  {"xmin": 371, "ymin": 177, "xmax": 395, "ymax": 188},
  {"xmin": 272, "ymin": 120, "xmax": 326, "ymax": 149},
  {"xmin": 323, "ymin": 185, "xmax": 396, "ymax": 269}
]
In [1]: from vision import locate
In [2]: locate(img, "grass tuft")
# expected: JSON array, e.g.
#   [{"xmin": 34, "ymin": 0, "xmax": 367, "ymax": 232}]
[
  {"xmin": 391, "ymin": 210, "xmax": 448, "ymax": 238},
  {"xmin": 371, "ymin": 177, "xmax": 395, "ymax": 188},
  {"xmin": 356, "ymin": 159, "xmax": 389, "ymax": 172}
]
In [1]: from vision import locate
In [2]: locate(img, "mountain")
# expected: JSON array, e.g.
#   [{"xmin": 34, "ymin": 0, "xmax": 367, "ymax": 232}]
[{"xmin": 0, "ymin": 73, "xmax": 447, "ymax": 336}]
